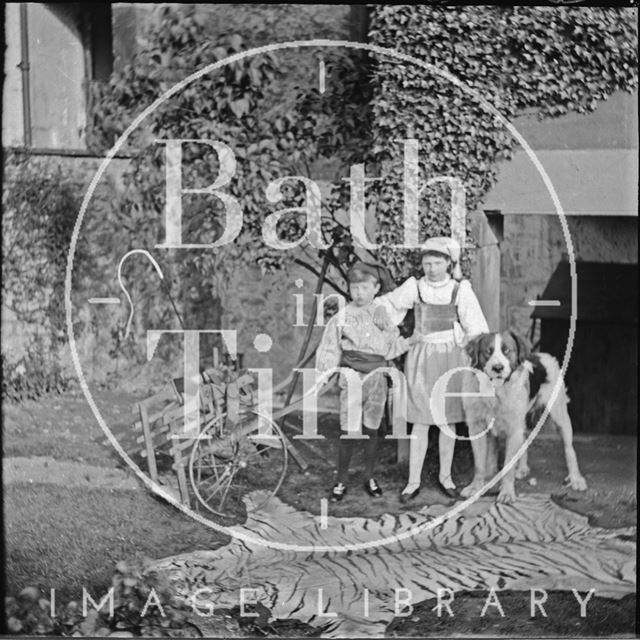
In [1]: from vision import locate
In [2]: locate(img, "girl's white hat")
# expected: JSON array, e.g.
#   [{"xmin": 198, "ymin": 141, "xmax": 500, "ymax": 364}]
[
  {"xmin": 422, "ymin": 236, "xmax": 461, "ymax": 263},
  {"xmin": 422, "ymin": 237, "xmax": 462, "ymax": 280}
]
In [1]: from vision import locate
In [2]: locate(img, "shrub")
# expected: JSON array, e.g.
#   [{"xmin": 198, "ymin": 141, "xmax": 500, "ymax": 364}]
[
  {"xmin": 5, "ymin": 560, "xmax": 205, "ymax": 637},
  {"xmin": 2, "ymin": 150, "xmax": 87, "ymax": 401}
]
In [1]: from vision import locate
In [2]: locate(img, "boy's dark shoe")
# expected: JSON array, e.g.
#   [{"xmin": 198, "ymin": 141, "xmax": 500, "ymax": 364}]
[
  {"xmin": 330, "ymin": 482, "xmax": 347, "ymax": 502},
  {"xmin": 364, "ymin": 478, "xmax": 383, "ymax": 497}
]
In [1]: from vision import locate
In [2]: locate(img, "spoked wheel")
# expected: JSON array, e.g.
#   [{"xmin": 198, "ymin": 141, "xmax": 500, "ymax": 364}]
[{"xmin": 188, "ymin": 410, "xmax": 288, "ymax": 518}]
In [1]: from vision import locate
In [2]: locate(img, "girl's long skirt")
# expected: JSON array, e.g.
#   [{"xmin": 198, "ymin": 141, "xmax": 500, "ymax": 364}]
[{"xmin": 404, "ymin": 340, "xmax": 468, "ymax": 425}]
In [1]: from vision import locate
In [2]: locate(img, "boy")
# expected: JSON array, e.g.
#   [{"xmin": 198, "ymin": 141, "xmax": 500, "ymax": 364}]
[{"xmin": 316, "ymin": 261, "xmax": 417, "ymax": 501}]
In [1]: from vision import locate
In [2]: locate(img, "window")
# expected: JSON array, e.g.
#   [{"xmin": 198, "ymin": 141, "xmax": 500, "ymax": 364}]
[{"xmin": 2, "ymin": 3, "xmax": 113, "ymax": 150}]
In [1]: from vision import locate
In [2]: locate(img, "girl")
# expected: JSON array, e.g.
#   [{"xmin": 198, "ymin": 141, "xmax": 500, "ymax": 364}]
[{"xmin": 375, "ymin": 237, "xmax": 489, "ymax": 502}]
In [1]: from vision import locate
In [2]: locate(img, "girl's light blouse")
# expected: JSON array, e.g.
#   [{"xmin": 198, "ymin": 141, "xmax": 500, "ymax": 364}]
[{"xmin": 375, "ymin": 275, "xmax": 489, "ymax": 345}]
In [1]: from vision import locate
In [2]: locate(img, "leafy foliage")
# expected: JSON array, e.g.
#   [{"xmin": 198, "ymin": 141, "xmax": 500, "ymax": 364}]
[
  {"xmin": 2, "ymin": 150, "xmax": 87, "ymax": 401},
  {"xmin": 84, "ymin": 5, "xmax": 638, "ymax": 356},
  {"xmin": 85, "ymin": 7, "xmax": 348, "ymax": 359},
  {"xmin": 5, "ymin": 7, "xmax": 638, "ymax": 397},
  {"xmin": 5, "ymin": 561, "xmax": 207, "ymax": 636},
  {"xmin": 5, "ymin": 587, "xmax": 55, "ymax": 636},
  {"xmin": 367, "ymin": 5, "xmax": 638, "ymax": 278}
]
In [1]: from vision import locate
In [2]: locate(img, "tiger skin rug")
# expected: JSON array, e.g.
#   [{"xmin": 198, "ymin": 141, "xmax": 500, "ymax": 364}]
[{"xmin": 148, "ymin": 492, "xmax": 636, "ymax": 637}]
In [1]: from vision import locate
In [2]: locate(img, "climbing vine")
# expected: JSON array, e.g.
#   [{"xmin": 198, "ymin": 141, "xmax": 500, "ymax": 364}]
[
  {"xmin": 85, "ymin": 6, "xmax": 377, "ymax": 359},
  {"xmin": 86, "ymin": 5, "xmax": 637, "ymax": 353},
  {"xmin": 2, "ymin": 150, "xmax": 88, "ymax": 400},
  {"xmin": 5, "ymin": 6, "xmax": 637, "ymax": 396},
  {"xmin": 86, "ymin": 8, "xmax": 293, "ymax": 360},
  {"xmin": 365, "ymin": 5, "xmax": 638, "ymax": 279}
]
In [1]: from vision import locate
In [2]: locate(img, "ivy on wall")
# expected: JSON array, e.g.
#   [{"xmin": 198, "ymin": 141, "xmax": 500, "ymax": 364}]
[
  {"xmin": 2, "ymin": 151, "xmax": 88, "ymax": 400},
  {"xmin": 16, "ymin": 4, "xmax": 632, "ymax": 397},
  {"xmin": 3, "ymin": 5, "xmax": 637, "ymax": 402},
  {"xmin": 85, "ymin": 6, "xmax": 375, "ymax": 359},
  {"xmin": 365, "ymin": 5, "xmax": 638, "ymax": 279}
]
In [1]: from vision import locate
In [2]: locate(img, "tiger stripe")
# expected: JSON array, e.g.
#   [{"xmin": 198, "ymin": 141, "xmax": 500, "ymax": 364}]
[{"xmin": 149, "ymin": 492, "xmax": 635, "ymax": 637}]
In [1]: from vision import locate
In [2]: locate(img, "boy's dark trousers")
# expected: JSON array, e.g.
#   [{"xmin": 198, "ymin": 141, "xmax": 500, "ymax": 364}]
[
  {"xmin": 336, "ymin": 426, "xmax": 380, "ymax": 483},
  {"xmin": 335, "ymin": 356, "xmax": 392, "ymax": 484}
]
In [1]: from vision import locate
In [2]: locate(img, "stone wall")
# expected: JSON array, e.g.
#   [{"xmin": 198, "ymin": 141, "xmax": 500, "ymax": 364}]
[
  {"xmin": 5, "ymin": 3, "xmax": 354, "ymax": 395},
  {"xmin": 2, "ymin": 154, "xmax": 131, "ymax": 388},
  {"xmin": 2, "ymin": 150, "xmax": 346, "ymax": 394},
  {"xmin": 104, "ymin": 2, "xmax": 355, "ymax": 390},
  {"xmin": 222, "ymin": 262, "xmax": 333, "ymax": 387},
  {"xmin": 500, "ymin": 214, "xmax": 638, "ymax": 337}
]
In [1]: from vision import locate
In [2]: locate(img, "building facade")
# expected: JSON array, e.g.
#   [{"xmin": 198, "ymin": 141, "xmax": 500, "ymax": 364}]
[
  {"xmin": 482, "ymin": 90, "xmax": 638, "ymax": 433},
  {"xmin": 4, "ymin": 5, "xmax": 637, "ymax": 430}
]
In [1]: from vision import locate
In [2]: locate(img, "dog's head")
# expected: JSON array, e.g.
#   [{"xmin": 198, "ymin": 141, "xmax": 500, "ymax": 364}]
[{"xmin": 466, "ymin": 331, "xmax": 531, "ymax": 386}]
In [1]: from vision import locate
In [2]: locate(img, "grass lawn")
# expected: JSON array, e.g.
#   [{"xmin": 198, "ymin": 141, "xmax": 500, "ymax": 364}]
[
  {"xmin": 5, "ymin": 483, "xmax": 228, "ymax": 601},
  {"xmin": 3, "ymin": 389, "xmax": 138, "ymax": 467}
]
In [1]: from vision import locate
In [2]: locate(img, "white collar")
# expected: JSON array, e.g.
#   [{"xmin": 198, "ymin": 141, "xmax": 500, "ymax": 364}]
[{"xmin": 422, "ymin": 275, "xmax": 452, "ymax": 289}]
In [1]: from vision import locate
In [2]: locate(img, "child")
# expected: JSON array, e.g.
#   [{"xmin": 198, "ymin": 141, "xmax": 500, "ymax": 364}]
[
  {"xmin": 374, "ymin": 237, "xmax": 489, "ymax": 502},
  {"xmin": 316, "ymin": 261, "xmax": 417, "ymax": 502}
]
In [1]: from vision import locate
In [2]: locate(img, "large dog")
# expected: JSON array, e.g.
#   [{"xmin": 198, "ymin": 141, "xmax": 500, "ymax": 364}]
[{"xmin": 460, "ymin": 331, "xmax": 587, "ymax": 504}]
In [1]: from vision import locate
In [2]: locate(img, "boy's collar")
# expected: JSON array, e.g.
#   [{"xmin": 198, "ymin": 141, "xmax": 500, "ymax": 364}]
[{"xmin": 349, "ymin": 300, "xmax": 376, "ymax": 309}]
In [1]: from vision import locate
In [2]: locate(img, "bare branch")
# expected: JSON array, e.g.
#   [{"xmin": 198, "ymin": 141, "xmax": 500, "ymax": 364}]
[{"xmin": 293, "ymin": 258, "xmax": 349, "ymax": 298}]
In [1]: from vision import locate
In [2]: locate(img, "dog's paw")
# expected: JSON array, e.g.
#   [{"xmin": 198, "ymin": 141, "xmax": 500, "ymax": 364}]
[
  {"xmin": 460, "ymin": 481, "xmax": 485, "ymax": 498},
  {"xmin": 564, "ymin": 474, "xmax": 588, "ymax": 491},
  {"xmin": 496, "ymin": 486, "xmax": 517, "ymax": 504},
  {"xmin": 515, "ymin": 463, "xmax": 530, "ymax": 480}
]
